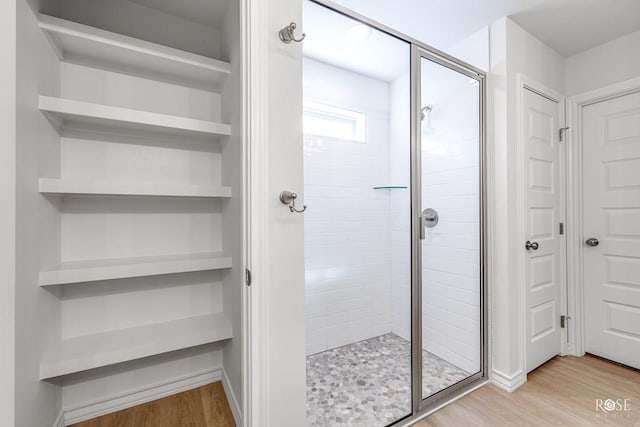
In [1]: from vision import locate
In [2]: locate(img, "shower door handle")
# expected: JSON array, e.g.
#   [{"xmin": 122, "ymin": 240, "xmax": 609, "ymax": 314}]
[{"xmin": 420, "ymin": 208, "xmax": 439, "ymax": 239}]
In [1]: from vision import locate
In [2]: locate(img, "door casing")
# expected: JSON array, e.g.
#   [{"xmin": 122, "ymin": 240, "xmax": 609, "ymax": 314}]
[{"xmin": 565, "ymin": 76, "xmax": 640, "ymax": 359}]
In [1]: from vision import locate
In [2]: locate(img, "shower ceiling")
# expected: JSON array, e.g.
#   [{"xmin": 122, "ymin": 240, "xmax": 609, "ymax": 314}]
[{"xmin": 303, "ymin": 1, "xmax": 409, "ymax": 82}]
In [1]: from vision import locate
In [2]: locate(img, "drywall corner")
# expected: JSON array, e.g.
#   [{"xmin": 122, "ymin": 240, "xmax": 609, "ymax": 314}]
[{"xmin": 0, "ymin": 0, "xmax": 17, "ymax": 423}]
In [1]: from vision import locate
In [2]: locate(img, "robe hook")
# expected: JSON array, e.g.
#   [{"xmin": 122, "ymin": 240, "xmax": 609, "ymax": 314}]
[{"xmin": 279, "ymin": 22, "xmax": 306, "ymax": 44}]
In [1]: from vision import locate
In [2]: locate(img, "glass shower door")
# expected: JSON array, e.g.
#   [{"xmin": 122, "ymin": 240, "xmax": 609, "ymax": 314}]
[
  {"xmin": 301, "ymin": 2, "xmax": 486, "ymax": 422},
  {"xmin": 413, "ymin": 48, "xmax": 485, "ymax": 403},
  {"xmin": 303, "ymin": 2, "xmax": 413, "ymax": 425}
]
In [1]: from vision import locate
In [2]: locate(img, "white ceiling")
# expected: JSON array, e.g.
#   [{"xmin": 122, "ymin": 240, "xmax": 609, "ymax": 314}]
[
  {"xmin": 333, "ymin": 0, "xmax": 640, "ymax": 57},
  {"xmin": 127, "ymin": 0, "xmax": 640, "ymax": 80},
  {"xmin": 303, "ymin": 1, "xmax": 410, "ymax": 82},
  {"xmin": 510, "ymin": 0, "xmax": 640, "ymax": 57},
  {"xmin": 126, "ymin": 0, "xmax": 640, "ymax": 58},
  {"xmin": 128, "ymin": 0, "xmax": 228, "ymax": 28}
]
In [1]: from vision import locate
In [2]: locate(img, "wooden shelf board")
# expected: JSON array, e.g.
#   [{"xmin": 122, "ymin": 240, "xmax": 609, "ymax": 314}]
[
  {"xmin": 40, "ymin": 313, "xmax": 232, "ymax": 379},
  {"xmin": 40, "ymin": 96, "xmax": 231, "ymax": 139},
  {"xmin": 40, "ymin": 252, "xmax": 232, "ymax": 286},
  {"xmin": 39, "ymin": 178, "xmax": 232, "ymax": 198},
  {"xmin": 39, "ymin": 14, "xmax": 230, "ymax": 91}
]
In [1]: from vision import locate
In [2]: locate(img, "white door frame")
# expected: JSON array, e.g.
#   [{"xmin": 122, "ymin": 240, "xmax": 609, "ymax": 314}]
[
  {"xmin": 244, "ymin": 0, "xmax": 309, "ymax": 423},
  {"xmin": 242, "ymin": 0, "xmax": 268, "ymax": 425},
  {"xmin": 565, "ymin": 76, "xmax": 640, "ymax": 358},
  {"xmin": 515, "ymin": 74, "xmax": 568, "ymax": 378}
]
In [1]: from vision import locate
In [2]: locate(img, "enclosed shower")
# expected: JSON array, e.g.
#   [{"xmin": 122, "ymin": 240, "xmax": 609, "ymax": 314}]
[{"xmin": 302, "ymin": 1, "xmax": 484, "ymax": 425}]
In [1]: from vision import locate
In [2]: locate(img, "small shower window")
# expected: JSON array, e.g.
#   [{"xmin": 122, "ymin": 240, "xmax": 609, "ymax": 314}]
[{"xmin": 303, "ymin": 101, "xmax": 366, "ymax": 142}]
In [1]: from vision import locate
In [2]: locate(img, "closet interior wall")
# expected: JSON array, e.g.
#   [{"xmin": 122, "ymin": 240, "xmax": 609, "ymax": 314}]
[{"xmin": 15, "ymin": 0, "xmax": 243, "ymax": 425}]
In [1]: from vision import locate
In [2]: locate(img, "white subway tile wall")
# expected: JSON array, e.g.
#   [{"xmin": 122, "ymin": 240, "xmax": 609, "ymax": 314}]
[
  {"xmin": 389, "ymin": 72, "xmax": 412, "ymax": 343},
  {"xmin": 303, "ymin": 58, "xmax": 394, "ymax": 355},
  {"xmin": 420, "ymin": 61, "xmax": 481, "ymax": 374},
  {"xmin": 303, "ymin": 57, "xmax": 480, "ymax": 376}
]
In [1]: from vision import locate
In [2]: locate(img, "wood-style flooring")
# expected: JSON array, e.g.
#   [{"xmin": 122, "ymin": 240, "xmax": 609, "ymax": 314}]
[
  {"xmin": 71, "ymin": 381, "xmax": 235, "ymax": 427},
  {"xmin": 417, "ymin": 355, "xmax": 640, "ymax": 427},
  {"xmin": 71, "ymin": 355, "xmax": 638, "ymax": 427}
]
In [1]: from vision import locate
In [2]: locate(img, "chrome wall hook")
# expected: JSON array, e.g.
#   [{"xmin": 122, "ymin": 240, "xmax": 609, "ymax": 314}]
[
  {"xmin": 279, "ymin": 190, "xmax": 307, "ymax": 213},
  {"xmin": 279, "ymin": 22, "xmax": 306, "ymax": 44}
]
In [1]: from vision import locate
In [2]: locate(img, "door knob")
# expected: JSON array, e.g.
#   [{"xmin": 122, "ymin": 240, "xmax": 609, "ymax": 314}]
[
  {"xmin": 585, "ymin": 238, "xmax": 599, "ymax": 247},
  {"xmin": 525, "ymin": 240, "xmax": 539, "ymax": 251}
]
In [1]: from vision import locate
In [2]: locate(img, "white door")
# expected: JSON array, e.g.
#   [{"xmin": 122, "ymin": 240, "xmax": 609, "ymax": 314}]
[
  {"xmin": 582, "ymin": 90, "xmax": 640, "ymax": 369},
  {"xmin": 523, "ymin": 88, "xmax": 564, "ymax": 373}
]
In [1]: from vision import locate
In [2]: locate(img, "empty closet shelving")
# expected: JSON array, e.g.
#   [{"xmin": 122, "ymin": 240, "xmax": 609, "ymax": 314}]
[
  {"xmin": 40, "ymin": 313, "xmax": 233, "ymax": 379},
  {"xmin": 33, "ymin": 8, "xmax": 241, "ymax": 388},
  {"xmin": 39, "ymin": 178, "xmax": 232, "ymax": 198},
  {"xmin": 39, "ymin": 14, "xmax": 231, "ymax": 91},
  {"xmin": 39, "ymin": 96, "xmax": 232, "ymax": 139},
  {"xmin": 39, "ymin": 252, "xmax": 233, "ymax": 286}
]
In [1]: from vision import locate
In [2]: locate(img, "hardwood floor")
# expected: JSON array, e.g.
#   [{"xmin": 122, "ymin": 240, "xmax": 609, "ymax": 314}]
[
  {"xmin": 417, "ymin": 355, "xmax": 640, "ymax": 427},
  {"xmin": 70, "ymin": 356, "xmax": 638, "ymax": 427},
  {"xmin": 71, "ymin": 381, "xmax": 235, "ymax": 427}
]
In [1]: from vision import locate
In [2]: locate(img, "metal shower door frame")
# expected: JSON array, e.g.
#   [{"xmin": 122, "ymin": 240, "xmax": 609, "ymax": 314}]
[
  {"xmin": 307, "ymin": 1, "xmax": 488, "ymax": 423},
  {"xmin": 411, "ymin": 45, "xmax": 488, "ymax": 417}
]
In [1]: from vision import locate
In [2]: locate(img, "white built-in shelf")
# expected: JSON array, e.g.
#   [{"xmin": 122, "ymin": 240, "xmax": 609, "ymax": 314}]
[
  {"xmin": 39, "ymin": 14, "xmax": 231, "ymax": 91},
  {"xmin": 40, "ymin": 252, "xmax": 232, "ymax": 286},
  {"xmin": 40, "ymin": 96, "xmax": 231, "ymax": 139},
  {"xmin": 39, "ymin": 178, "xmax": 232, "ymax": 198},
  {"xmin": 40, "ymin": 313, "xmax": 232, "ymax": 379}
]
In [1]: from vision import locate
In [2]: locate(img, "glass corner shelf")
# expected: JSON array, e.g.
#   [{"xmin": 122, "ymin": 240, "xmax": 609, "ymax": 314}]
[{"xmin": 373, "ymin": 185, "xmax": 408, "ymax": 190}]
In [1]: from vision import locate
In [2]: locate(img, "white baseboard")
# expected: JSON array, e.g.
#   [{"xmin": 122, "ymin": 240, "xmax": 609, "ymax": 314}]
[
  {"xmin": 491, "ymin": 368, "xmax": 525, "ymax": 392},
  {"xmin": 52, "ymin": 409, "xmax": 64, "ymax": 427},
  {"xmin": 63, "ymin": 367, "xmax": 222, "ymax": 425},
  {"xmin": 222, "ymin": 369, "xmax": 243, "ymax": 426}
]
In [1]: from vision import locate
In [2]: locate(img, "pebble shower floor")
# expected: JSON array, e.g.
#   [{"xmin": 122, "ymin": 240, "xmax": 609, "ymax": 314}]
[{"xmin": 306, "ymin": 333, "xmax": 470, "ymax": 426}]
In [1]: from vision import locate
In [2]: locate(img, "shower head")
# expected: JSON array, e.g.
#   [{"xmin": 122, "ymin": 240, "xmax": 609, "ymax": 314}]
[{"xmin": 420, "ymin": 105, "xmax": 433, "ymax": 121}]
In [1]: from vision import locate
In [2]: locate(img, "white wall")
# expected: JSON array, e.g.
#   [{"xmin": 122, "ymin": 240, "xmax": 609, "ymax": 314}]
[
  {"xmin": 0, "ymin": 0, "xmax": 17, "ymax": 423},
  {"xmin": 15, "ymin": 0, "xmax": 63, "ymax": 425},
  {"xmin": 59, "ymin": 0, "xmax": 222, "ymax": 59},
  {"xmin": 62, "ymin": 344, "xmax": 224, "ymax": 419},
  {"xmin": 489, "ymin": 17, "xmax": 565, "ymax": 390},
  {"xmin": 262, "ymin": 0, "xmax": 307, "ymax": 422},
  {"xmin": 447, "ymin": 26, "xmax": 490, "ymax": 72},
  {"xmin": 420, "ymin": 61, "xmax": 481, "ymax": 374},
  {"xmin": 565, "ymin": 29, "xmax": 640, "ymax": 96},
  {"xmin": 220, "ymin": 0, "xmax": 243, "ymax": 418},
  {"xmin": 303, "ymin": 58, "xmax": 393, "ymax": 355}
]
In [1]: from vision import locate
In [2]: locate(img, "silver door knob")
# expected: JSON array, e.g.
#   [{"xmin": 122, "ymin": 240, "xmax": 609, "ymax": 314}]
[
  {"xmin": 585, "ymin": 238, "xmax": 599, "ymax": 247},
  {"xmin": 525, "ymin": 240, "xmax": 539, "ymax": 251}
]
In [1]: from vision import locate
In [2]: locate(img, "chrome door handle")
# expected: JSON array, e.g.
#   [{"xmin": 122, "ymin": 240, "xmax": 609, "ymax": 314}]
[
  {"xmin": 422, "ymin": 208, "xmax": 439, "ymax": 228},
  {"xmin": 525, "ymin": 240, "xmax": 539, "ymax": 251},
  {"xmin": 585, "ymin": 238, "xmax": 599, "ymax": 247}
]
